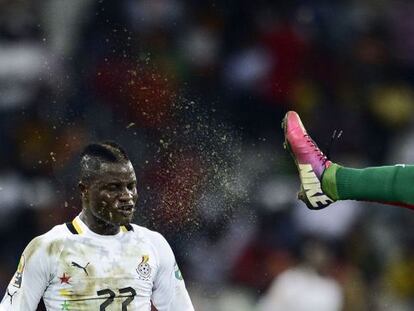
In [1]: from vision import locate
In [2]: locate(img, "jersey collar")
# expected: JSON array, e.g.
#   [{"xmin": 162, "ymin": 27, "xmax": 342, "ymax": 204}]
[{"xmin": 66, "ymin": 215, "xmax": 134, "ymax": 235}]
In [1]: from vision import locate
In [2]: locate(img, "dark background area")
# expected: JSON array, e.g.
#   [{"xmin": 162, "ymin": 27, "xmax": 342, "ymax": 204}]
[{"xmin": 0, "ymin": 0, "xmax": 414, "ymax": 310}]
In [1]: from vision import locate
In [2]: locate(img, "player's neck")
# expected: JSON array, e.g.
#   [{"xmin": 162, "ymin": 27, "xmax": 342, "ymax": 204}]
[{"xmin": 79, "ymin": 210, "xmax": 120, "ymax": 235}]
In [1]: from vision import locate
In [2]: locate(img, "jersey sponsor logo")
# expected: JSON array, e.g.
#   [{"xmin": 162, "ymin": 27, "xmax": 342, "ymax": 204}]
[
  {"xmin": 174, "ymin": 262, "xmax": 183, "ymax": 280},
  {"xmin": 299, "ymin": 164, "xmax": 333, "ymax": 208},
  {"xmin": 71, "ymin": 261, "xmax": 90, "ymax": 276},
  {"xmin": 6, "ymin": 289, "xmax": 17, "ymax": 304},
  {"xmin": 12, "ymin": 255, "xmax": 25, "ymax": 288},
  {"xmin": 136, "ymin": 255, "xmax": 151, "ymax": 280}
]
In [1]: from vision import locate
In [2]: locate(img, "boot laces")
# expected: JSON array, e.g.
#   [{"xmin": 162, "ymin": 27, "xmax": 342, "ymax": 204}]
[
  {"xmin": 304, "ymin": 134, "xmax": 328, "ymax": 164},
  {"xmin": 303, "ymin": 129, "xmax": 343, "ymax": 164}
]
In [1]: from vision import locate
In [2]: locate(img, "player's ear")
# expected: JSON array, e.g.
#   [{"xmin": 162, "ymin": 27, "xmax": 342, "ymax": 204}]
[{"xmin": 78, "ymin": 181, "xmax": 88, "ymax": 197}]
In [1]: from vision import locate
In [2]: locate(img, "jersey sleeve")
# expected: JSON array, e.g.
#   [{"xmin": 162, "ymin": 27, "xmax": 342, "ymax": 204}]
[
  {"xmin": 0, "ymin": 235, "xmax": 51, "ymax": 311},
  {"xmin": 169, "ymin": 261, "xmax": 194, "ymax": 310},
  {"xmin": 150, "ymin": 232, "xmax": 194, "ymax": 311}
]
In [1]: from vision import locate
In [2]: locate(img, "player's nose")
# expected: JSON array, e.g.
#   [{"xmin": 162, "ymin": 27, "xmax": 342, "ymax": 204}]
[{"xmin": 119, "ymin": 188, "xmax": 134, "ymax": 202}]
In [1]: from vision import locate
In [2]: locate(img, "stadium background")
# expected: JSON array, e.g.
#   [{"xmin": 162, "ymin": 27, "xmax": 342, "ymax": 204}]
[{"xmin": 0, "ymin": 0, "xmax": 414, "ymax": 310}]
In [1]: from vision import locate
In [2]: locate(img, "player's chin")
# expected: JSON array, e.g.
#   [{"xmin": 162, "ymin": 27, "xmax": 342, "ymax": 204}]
[{"xmin": 112, "ymin": 210, "xmax": 135, "ymax": 225}]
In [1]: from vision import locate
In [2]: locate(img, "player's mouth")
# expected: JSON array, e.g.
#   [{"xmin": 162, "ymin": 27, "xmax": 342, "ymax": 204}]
[{"xmin": 117, "ymin": 204, "xmax": 135, "ymax": 217}]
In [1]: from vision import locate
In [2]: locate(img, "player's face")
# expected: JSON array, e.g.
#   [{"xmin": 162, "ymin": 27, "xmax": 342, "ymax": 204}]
[{"xmin": 86, "ymin": 161, "xmax": 138, "ymax": 226}]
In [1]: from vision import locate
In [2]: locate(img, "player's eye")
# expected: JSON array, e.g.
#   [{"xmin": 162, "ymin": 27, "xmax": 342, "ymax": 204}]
[
  {"xmin": 107, "ymin": 183, "xmax": 120, "ymax": 191},
  {"xmin": 127, "ymin": 182, "xmax": 136, "ymax": 190}
]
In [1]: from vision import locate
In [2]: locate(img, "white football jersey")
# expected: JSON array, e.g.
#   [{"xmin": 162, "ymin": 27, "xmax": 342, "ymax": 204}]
[{"xmin": 0, "ymin": 215, "xmax": 194, "ymax": 311}]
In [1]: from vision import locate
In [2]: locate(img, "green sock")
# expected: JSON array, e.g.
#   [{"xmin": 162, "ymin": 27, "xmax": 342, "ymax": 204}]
[
  {"xmin": 321, "ymin": 163, "xmax": 340, "ymax": 200},
  {"xmin": 322, "ymin": 163, "xmax": 414, "ymax": 205}
]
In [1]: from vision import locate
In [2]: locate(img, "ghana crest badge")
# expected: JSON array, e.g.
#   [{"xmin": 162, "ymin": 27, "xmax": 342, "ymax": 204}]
[{"xmin": 136, "ymin": 255, "xmax": 151, "ymax": 280}]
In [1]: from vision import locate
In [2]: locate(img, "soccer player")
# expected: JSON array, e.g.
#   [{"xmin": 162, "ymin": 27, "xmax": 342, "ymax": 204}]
[
  {"xmin": 283, "ymin": 111, "xmax": 414, "ymax": 211},
  {"xmin": 0, "ymin": 142, "xmax": 194, "ymax": 311}
]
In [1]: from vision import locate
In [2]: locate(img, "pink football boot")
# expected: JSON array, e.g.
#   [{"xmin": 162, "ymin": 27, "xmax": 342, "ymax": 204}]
[{"xmin": 282, "ymin": 111, "xmax": 334, "ymax": 209}]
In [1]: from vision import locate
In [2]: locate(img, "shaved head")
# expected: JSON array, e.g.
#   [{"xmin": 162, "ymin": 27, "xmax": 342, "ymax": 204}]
[{"xmin": 80, "ymin": 142, "xmax": 130, "ymax": 183}]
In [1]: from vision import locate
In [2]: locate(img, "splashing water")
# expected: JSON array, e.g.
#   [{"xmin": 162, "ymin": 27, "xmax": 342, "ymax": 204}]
[{"xmin": 141, "ymin": 98, "xmax": 249, "ymax": 233}]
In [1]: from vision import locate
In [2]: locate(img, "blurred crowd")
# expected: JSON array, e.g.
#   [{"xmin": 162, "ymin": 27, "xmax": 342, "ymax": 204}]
[{"xmin": 1, "ymin": 0, "xmax": 414, "ymax": 310}]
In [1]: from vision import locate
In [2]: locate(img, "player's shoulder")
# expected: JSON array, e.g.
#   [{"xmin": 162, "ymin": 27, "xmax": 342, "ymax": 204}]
[
  {"xmin": 130, "ymin": 224, "xmax": 166, "ymax": 240},
  {"xmin": 130, "ymin": 224, "xmax": 175, "ymax": 262},
  {"xmin": 24, "ymin": 223, "xmax": 74, "ymax": 256},
  {"xmin": 130, "ymin": 224, "xmax": 171, "ymax": 247},
  {"xmin": 39, "ymin": 222, "xmax": 74, "ymax": 241}
]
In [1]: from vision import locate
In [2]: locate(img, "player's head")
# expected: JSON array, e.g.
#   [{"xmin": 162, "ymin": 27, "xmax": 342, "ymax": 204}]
[{"xmin": 79, "ymin": 142, "xmax": 138, "ymax": 226}]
